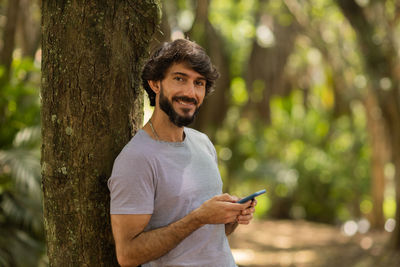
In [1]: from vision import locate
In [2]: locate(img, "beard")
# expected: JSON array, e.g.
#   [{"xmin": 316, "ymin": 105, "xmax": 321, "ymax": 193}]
[{"xmin": 159, "ymin": 85, "xmax": 201, "ymax": 127}]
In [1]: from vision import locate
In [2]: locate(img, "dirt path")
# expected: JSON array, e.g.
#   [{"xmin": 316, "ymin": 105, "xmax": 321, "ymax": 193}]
[{"xmin": 228, "ymin": 220, "xmax": 394, "ymax": 267}]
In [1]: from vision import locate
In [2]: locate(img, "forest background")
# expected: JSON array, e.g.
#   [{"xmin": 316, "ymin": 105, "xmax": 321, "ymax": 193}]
[{"xmin": 1, "ymin": 0, "xmax": 400, "ymax": 266}]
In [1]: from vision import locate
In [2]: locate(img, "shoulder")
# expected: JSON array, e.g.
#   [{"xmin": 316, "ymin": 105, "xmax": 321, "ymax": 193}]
[
  {"xmin": 185, "ymin": 127, "xmax": 212, "ymax": 144},
  {"xmin": 113, "ymin": 130, "xmax": 154, "ymax": 166},
  {"xmin": 109, "ymin": 130, "xmax": 157, "ymax": 188},
  {"xmin": 185, "ymin": 127, "xmax": 217, "ymax": 159}
]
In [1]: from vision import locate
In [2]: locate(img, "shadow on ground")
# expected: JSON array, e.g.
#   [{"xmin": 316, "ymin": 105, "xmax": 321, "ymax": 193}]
[{"xmin": 228, "ymin": 219, "xmax": 399, "ymax": 267}]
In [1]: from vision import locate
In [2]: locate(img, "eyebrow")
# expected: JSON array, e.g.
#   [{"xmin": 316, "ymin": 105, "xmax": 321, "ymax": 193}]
[{"xmin": 172, "ymin": 72, "xmax": 206, "ymax": 81}]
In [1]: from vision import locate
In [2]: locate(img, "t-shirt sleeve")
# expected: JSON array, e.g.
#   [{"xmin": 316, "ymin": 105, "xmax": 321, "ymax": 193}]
[{"xmin": 107, "ymin": 148, "xmax": 155, "ymax": 214}]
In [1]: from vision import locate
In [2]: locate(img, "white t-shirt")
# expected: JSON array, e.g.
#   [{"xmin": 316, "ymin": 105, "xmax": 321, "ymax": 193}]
[{"xmin": 108, "ymin": 128, "xmax": 237, "ymax": 267}]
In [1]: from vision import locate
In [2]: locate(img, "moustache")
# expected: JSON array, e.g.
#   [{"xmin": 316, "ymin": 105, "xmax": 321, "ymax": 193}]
[{"xmin": 172, "ymin": 96, "xmax": 198, "ymax": 105}]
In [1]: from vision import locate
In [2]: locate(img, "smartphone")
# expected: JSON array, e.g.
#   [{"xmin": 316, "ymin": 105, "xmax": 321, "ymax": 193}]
[{"xmin": 237, "ymin": 189, "xmax": 266, "ymax": 204}]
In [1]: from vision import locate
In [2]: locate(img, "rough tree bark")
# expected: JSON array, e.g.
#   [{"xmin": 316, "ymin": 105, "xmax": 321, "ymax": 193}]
[
  {"xmin": 149, "ymin": 0, "xmax": 171, "ymax": 51},
  {"xmin": 41, "ymin": 1, "xmax": 159, "ymax": 266}
]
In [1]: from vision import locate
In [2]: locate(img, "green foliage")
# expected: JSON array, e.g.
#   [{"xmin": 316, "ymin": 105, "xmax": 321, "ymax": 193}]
[
  {"xmin": 0, "ymin": 58, "xmax": 40, "ymax": 148},
  {"xmin": 0, "ymin": 57, "xmax": 45, "ymax": 266},
  {"xmin": 209, "ymin": 0, "xmax": 256, "ymax": 76},
  {"xmin": 1, "ymin": 1, "xmax": 397, "ymax": 264},
  {"xmin": 204, "ymin": 0, "xmax": 384, "ymax": 225},
  {"xmin": 218, "ymin": 87, "xmax": 371, "ymax": 224}
]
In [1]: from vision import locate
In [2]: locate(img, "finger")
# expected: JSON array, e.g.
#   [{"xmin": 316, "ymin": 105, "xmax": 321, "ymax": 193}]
[
  {"xmin": 237, "ymin": 215, "xmax": 253, "ymax": 224},
  {"xmin": 241, "ymin": 200, "xmax": 252, "ymax": 208},
  {"xmin": 241, "ymin": 209, "xmax": 251, "ymax": 215},
  {"xmin": 237, "ymin": 217, "xmax": 251, "ymax": 225},
  {"xmin": 238, "ymin": 220, "xmax": 250, "ymax": 225},
  {"xmin": 242, "ymin": 205, "xmax": 255, "ymax": 212},
  {"xmin": 238, "ymin": 214, "xmax": 253, "ymax": 221},
  {"xmin": 242, "ymin": 206, "xmax": 256, "ymax": 214},
  {"xmin": 245, "ymin": 207, "xmax": 255, "ymax": 214},
  {"xmin": 223, "ymin": 202, "xmax": 250, "ymax": 211}
]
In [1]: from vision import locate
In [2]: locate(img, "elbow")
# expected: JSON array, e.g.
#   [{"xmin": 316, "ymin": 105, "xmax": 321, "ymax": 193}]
[
  {"xmin": 116, "ymin": 251, "xmax": 140, "ymax": 267},
  {"xmin": 117, "ymin": 258, "xmax": 139, "ymax": 267},
  {"xmin": 118, "ymin": 261, "xmax": 136, "ymax": 267}
]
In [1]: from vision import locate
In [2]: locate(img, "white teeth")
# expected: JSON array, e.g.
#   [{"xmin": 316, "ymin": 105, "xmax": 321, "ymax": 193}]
[{"xmin": 178, "ymin": 100, "xmax": 193, "ymax": 106}]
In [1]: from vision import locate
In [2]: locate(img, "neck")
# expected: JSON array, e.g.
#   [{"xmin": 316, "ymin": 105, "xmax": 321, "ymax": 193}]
[{"xmin": 145, "ymin": 108, "xmax": 185, "ymax": 142}]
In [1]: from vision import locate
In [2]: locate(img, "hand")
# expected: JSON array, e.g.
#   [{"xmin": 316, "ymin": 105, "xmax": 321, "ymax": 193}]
[
  {"xmin": 193, "ymin": 194, "xmax": 249, "ymax": 225},
  {"xmin": 236, "ymin": 199, "xmax": 257, "ymax": 225}
]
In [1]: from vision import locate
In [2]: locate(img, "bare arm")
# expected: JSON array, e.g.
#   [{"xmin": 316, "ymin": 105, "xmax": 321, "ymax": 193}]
[
  {"xmin": 111, "ymin": 194, "xmax": 249, "ymax": 267},
  {"xmin": 225, "ymin": 221, "xmax": 239, "ymax": 236},
  {"xmin": 112, "ymin": 212, "xmax": 202, "ymax": 267}
]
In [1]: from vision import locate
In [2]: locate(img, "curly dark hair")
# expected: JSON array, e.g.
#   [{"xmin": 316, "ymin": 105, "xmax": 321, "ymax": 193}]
[{"xmin": 141, "ymin": 39, "xmax": 220, "ymax": 106}]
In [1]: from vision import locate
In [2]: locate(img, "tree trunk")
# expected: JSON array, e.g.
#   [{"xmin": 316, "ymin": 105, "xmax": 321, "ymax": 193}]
[
  {"xmin": 17, "ymin": 0, "xmax": 41, "ymax": 58},
  {"xmin": 335, "ymin": 0, "xmax": 400, "ymax": 249},
  {"xmin": 149, "ymin": 0, "xmax": 171, "ymax": 52},
  {"xmin": 41, "ymin": 1, "xmax": 159, "ymax": 266},
  {"xmin": 364, "ymin": 91, "xmax": 388, "ymax": 229},
  {"xmin": 285, "ymin": 0, "xmax": 388, "ymax": 229},
  {"xmin": 0, "ymin": 0, "xmax": 20, "ymax": 82},
  {"xmin": 187, "ymin": 0, "xmax": 231, "ymax": 141},
  {"xmin": 284, "ymin": 0, "xmax": 352, "ymax": 117},
  {"xmin": 244, "ymin": 3, "xmax": 297, "ymax": 124}
]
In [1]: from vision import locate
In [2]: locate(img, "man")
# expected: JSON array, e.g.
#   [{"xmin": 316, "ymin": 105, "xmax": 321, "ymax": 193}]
[{"xmin": 108, "ymin": 39, "xmax": 256, "ymax": 267}]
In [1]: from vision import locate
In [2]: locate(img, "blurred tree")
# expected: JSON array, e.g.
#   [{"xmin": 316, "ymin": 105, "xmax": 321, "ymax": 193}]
[
  {"xmin": 206, "ymin": 0, "xmax": 373, "ymax": 223},
  {"xmin": 41, "ymin": 1, "xmax": 159, "ymax": 265},
  {"xmin": 284, "ymin": 0, "xmax": 388, "ymax": 229},
  {"xmin": 0, "ymin": 0, "xmax": 20, "ymax": 83},
  {"xmin": 244, "ymin": 0, "xmax": 298, "ymax": 124},
  {"xmin": 17, "ymin": 0, "xmax": 41, "ymax": 59},
  {"xmin": 364, "ymin": 91, "xmax": 389, "ymax": 229},
  {"xmin": 283, "ymin": 0, "xmax": 353, "ymax": 117},
  {"xmin": 187, "ymin": 0, "xmax": 231, "ymax": 140},
  {"xmin": 242, "ymin": 0, "xmax": 298, "ymax": 217},
  {"xmin": 335, "ymin": 0, "xmax": 400, "ymax": 248}
]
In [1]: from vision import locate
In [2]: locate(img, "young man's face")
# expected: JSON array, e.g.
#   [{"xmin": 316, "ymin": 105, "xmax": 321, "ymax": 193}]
[{"xmin": 157, "ymin": 62, "xmax": 207, "ymax": 127}]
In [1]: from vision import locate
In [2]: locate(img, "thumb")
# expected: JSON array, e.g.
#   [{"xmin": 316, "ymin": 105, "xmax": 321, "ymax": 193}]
[
  {"xmin": 214, "ymin": 193, "xmax": 236, "ymax": 203},
  {"xmin": 230, "ymin": 195, "xmax": 240, "ymax": 202}
]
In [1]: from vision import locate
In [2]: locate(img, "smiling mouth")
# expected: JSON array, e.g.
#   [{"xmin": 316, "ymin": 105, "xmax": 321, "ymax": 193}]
[
  {"xmin": 177, "ymin": 100, "xmax": 195, "ymax": 106},
  {"xmin": 173, "ymin": 97, "xmax": 198, "ymax": 107}
]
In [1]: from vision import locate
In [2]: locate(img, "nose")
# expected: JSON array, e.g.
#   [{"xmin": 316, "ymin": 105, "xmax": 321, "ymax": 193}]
[{"xmin": 184, "ymin": 82, "xmax": 196, "ymax": 98}]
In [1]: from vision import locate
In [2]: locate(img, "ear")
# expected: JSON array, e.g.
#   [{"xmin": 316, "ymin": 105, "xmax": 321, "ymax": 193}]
[{"xmin": 148, "ymin": 80, "xmax": 160, "ymax": 94}]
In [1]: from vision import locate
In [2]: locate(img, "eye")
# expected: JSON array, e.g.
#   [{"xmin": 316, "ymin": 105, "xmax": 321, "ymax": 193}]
[
  {"xmin": 195, "ymin": 80, "xmax": 205, "ymax": 87},
  {"xmin": 174, "ymin": 76, "xmax": 184, "ymax": 82}
]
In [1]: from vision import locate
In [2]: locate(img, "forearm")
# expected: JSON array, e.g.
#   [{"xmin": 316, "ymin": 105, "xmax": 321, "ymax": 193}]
[
  {"xmin": 119, "ymin": 210, "xmax": 204, "ymax": 266},
  {"xmin": 225, "ymin": 221, "xmax": 238, "ymax": 236}
]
